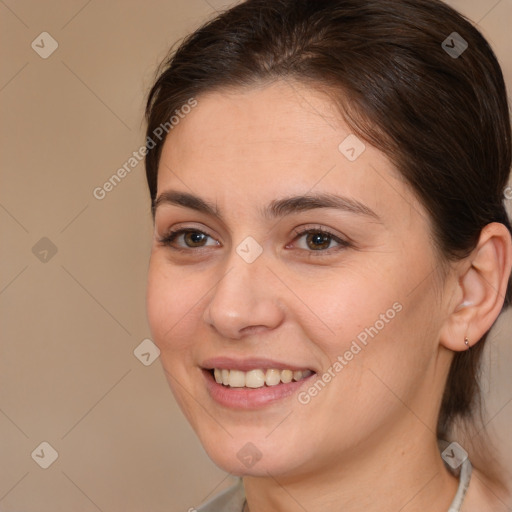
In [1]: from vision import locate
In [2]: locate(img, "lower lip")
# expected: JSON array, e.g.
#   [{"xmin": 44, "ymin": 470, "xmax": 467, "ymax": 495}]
[{"xmin": 202, "ymin": 369, "xmax": 315, "ymax": 409}]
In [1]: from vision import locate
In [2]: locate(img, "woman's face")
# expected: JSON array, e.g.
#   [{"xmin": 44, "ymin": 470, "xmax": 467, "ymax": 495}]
[{"xmin": 147, "ymin": 81, "xmax": 451, "ymax": 478}]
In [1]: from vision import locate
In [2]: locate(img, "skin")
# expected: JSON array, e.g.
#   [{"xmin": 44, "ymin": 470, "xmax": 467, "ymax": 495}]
[{"xmin": 146, "ymin": 81, "xmax": 512, "ymax": 511}]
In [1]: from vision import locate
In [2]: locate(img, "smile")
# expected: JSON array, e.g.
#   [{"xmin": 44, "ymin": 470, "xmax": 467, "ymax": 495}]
[{"xmin": 212, "ymin": 368, "xmax": 314, "ymax": 388}]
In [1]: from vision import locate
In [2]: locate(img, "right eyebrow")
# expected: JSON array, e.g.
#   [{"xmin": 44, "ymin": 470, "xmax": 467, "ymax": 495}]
[{"xmin": 153, "ymin": 190, "xmax": 222, "ymax": 219}]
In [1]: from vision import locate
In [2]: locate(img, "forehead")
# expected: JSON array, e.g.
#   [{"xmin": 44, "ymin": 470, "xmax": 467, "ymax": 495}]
[
  {"xmin": 156, "ymin": 81, "xmax": 424, "ymax": 226},
  {"xmin": 161, "ymin": 81, "xmax": 348, "ymax": 167}
]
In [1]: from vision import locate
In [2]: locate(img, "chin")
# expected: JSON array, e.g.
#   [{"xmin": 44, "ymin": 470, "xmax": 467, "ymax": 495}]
[{"xmin": 199, "ymin": 434, "xmax": 306, "ymax": 477}]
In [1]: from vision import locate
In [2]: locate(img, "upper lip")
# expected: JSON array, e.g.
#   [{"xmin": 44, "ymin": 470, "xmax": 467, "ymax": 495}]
[{"xmin": 201, "ymin": 357, "xmax": 315, "ymax": 373}]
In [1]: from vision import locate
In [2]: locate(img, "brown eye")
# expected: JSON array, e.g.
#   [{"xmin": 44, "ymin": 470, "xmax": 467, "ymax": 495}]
[
  {"xmin": 183, "ymin": 231, "xmax": 208, "ymax": 247},
  {"xmin": 305, "ymin": 232, "xmax": 332, "ymax": 250},
  {"xmin": 291, "ymin": 227, "xmax": 350, "ymax": 254},
  {"xmin": 159, "ymin": 229, "xmax": 219, "ymax": 249}
]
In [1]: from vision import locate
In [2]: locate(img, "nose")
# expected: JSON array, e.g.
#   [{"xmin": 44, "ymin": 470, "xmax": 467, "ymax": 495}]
[{"xmin": 202, "ymin": 256, "xmax": 285, "ymax": 340}]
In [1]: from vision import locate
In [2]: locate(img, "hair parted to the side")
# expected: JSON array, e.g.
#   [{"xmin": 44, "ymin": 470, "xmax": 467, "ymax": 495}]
[{"xmin": 145, "ymin": 0, "xmax": 512, "ymax": 478}]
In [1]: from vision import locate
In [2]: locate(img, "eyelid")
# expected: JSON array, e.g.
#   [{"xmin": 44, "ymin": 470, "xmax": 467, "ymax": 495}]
[
  {"xmin": 157, "ymin": 221, "xmax": 217, "ymax": 239},
  {"xmin": 291, "ymin": 224, "xmax": 350, "ymax": 242},
  {"xmin": 157, "ymin": 224, "xmax": 221, "ymax": 249},
  {"xmin": 293, "ymin": 224, "xmax": 329, "ymax": 235}
]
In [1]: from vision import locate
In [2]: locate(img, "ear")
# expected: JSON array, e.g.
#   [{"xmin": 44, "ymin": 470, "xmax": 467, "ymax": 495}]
[{"xmin": 439, "ymin": 222, "xmax": 512, "ymax": 352}]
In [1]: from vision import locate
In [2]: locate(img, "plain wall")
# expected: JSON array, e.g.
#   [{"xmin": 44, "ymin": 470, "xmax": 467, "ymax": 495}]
[{"xmin": 1, "ymin": 0, "xmax": 511, "ymax": 510}]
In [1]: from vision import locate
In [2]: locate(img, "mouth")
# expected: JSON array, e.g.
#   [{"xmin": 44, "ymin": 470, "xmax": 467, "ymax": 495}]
[
  {"xmin": 209, "ymin": 368, "xmax": 314, "ymax": 388},
  {"xmin": 200, "ymin": 358, "xmax": 317, "ymax": 409}
]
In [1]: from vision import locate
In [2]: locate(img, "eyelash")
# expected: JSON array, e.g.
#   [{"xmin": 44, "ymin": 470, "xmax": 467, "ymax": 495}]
[{"xmin": 158, "ymin": 226, "xmax": 351, "ymax": 256}]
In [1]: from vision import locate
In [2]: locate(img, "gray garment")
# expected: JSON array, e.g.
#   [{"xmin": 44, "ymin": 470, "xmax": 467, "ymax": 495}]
[
  {"xmin": 196, "ymin": 458, "xmax": 472, "ymax": 512},
  {"xmin": 196, "ymin": 478, "xmax": 245, "ymax": 512}
]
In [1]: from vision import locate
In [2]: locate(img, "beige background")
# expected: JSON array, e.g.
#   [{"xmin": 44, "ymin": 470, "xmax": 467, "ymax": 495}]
[{"xmin": 1, "ymin": 0, "xmax": 511, "ymax": 510}]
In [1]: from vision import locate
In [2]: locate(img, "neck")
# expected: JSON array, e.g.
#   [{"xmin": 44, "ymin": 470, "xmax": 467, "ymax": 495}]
[{"xmin": 243, "ymin": 423, "xmax": 459, "ymax": 512}]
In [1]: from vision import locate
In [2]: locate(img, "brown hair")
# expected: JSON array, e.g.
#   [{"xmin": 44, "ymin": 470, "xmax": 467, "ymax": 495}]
[{"xmin": 145, "ymin": 0, "xmax": 511, "ymax": 458}]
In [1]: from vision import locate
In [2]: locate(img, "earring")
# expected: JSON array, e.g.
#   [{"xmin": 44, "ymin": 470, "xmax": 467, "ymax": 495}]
[{"xmin": 464, "ymin": 336, "xmax": 470, "ymax": 348}]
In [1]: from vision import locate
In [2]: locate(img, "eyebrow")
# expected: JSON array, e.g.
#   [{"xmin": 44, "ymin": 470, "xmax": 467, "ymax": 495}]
[{"xmin": 153, "ymin": 190, "xmax": 380, "ymax": 221}]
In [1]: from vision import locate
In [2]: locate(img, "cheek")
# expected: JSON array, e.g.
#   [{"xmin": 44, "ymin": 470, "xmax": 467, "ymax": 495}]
[
  {"xmin": 146, "ymin": 256, "xmax": 202, "ymax": 353},
  {"xmin": 292, "ymin": 256, "xmax": 434, "ymax": 396},
  {"xmin": 146, "ymin": 259, "xmax": 205, "ymax": 413},
  {"xmin": 287, "ymin": 261, "xmax": 403, "ymax": 348},
  {"xmin": 320, "ymin": 272, "xmax": 439, "ymax": 409}
]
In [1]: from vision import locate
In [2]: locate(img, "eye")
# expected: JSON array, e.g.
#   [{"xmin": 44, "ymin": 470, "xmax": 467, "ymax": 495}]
[
  {"xmin": 158, "ymin": 229, "xmax": 219, "ymax": 249},
  {"xmin": 291, "ymin": 227, "xmax": 350, "ymax": 252}
]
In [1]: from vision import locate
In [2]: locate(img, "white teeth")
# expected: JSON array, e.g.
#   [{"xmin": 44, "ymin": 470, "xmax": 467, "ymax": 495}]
[
  {"xmin": 280, "ymin": 369, "xmax": 293, "ymax": 383},
  {"xmin": 212, "ymin": 368, "xmax": 313, "ymax": 387},
  {"xmin": 229, "ymin": 370, "xmax": 246, "ymax": 388},
  {"xmin": 245, "ymin": 369, "xmax": 266, "ymax": 388},
  {"xmin": 265, "ymin": 369, "xmax": 281, "ymax": 386}
]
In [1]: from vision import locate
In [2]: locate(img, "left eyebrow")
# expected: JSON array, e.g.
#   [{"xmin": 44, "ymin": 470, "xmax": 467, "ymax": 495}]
[{"xmin": 262, "ymin": 193, "xmax": 381, "ymax": 221}]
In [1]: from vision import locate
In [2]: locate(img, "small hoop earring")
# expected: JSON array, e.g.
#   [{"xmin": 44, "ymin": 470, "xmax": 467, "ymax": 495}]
[{"xmin": 464, "ymin": 336, "xmax": 470, "ymax": 348}]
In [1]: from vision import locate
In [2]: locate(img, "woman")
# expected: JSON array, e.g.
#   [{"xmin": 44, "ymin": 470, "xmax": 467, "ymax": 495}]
[{"xmin": 144, "ymin": 0, "xmax": 512, "ymax": 510}]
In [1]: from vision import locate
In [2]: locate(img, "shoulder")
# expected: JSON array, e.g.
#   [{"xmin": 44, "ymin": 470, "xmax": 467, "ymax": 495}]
[{"xmin": 196, "ymin": 478, "xmax": 246, "ymax": 512}]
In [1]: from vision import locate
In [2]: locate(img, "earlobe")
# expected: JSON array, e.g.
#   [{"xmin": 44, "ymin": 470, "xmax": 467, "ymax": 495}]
[{"xmin": 439, "ymin": 222, "xmax": 512, "ymax": 353}]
